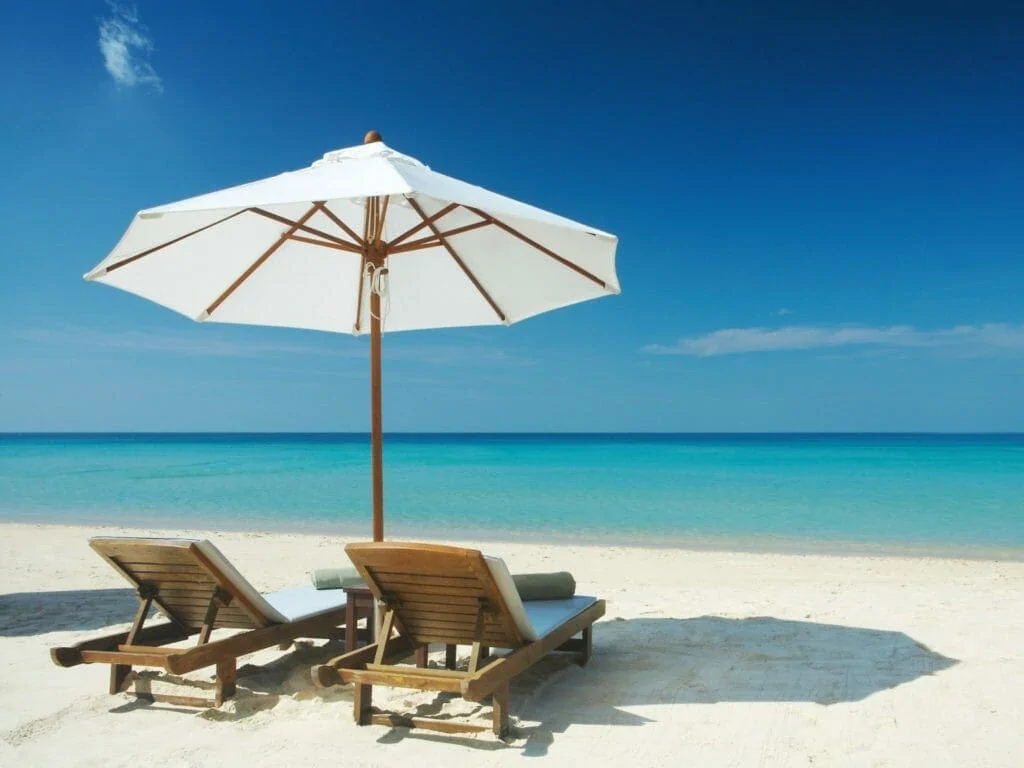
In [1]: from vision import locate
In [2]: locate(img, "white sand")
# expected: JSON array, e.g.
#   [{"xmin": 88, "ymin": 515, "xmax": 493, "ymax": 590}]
[{"xmin": 0, "ymin": 523, "xmax": 1021, "ymax": 767}]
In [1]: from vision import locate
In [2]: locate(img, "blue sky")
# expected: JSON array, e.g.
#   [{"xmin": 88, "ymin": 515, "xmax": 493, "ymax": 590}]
[{"xmin": 1, "ymin": 1, "xmax": 1022, "ymax": 432}]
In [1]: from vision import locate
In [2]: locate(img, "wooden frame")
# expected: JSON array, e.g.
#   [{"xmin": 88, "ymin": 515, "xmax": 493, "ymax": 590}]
[
  {"xmin": 51, "ymin": 538, "xmax": 362, "ymax": 708},
  {"xmin": 312, "ymin": 542, "xmax": 605, "ymax": 739}
]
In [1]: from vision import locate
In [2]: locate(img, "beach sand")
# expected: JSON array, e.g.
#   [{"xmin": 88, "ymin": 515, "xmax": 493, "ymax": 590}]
[{"xmin": 0, "ymin": 523, "xmax": 1021, "ymax": 767}]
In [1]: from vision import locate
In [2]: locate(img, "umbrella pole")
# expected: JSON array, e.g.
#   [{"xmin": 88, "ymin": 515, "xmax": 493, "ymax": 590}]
[{"xmin": 370, "ymin": 276, "xmax": 384, "ymax": 542}]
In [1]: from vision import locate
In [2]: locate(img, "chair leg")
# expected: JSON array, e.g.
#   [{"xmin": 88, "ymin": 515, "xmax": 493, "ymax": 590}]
[
  {"xmin": 415, "ymin": 645, "xmax": 429, "ymax": 668},
  {"xmin": 445, "ymin": 644, "xmax": 457, "ymax": 670},
  {"xmin": 491, "ymin": 680, "xmax": 510, "ymax": 739},
  {"xmin": 109, "ymin": 664, "xmax": 132, "ymax": 694},
  {"xmin": 354, "ymin": 683, "xmax": 372, "ymax": 725},
  {"xmin": 579, "ymin": 625, "xmax": 593, "ymax": 666},
  {"xmin": 344, "ymin": 599, "xmax": 357, "ymax": 653},
  {"xmin": 214, "ymin": 658, "xmax": 237, "ymax": 707}
]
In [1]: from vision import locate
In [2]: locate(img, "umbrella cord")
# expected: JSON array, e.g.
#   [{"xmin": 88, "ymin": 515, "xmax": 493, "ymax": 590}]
[{"xmin": 367, "ymin": 263, "xmax": 391, "ymax": 325}]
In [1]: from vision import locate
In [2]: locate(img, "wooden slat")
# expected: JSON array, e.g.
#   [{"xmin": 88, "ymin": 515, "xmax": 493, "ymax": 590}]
[
  {"xmin": 116, "ymin": 563, "xmax": 206, "ymax": 574},
  {"xmin": 401, "ymin": 616, "xmax": 506, "ymax": 633},
  {"xmin": 375, "ymin": 583, "xmax": 485, "ymax": 598},
  {"xmin": 116, "ymin": 645, "xmax": 179, "ymax": 654},
  {"xmin": 123, "ymin": 571, "xmax": 215, "ymax": 584},
  {"xmin": 374, "ymin": 574, "xmax": 483, "ymax": 589},
  {"xmin": 344, "ymin": 669, "xmax": 464, "ymax": 694},
  {"xmin": 79, "ymin": 649, "xmax": 177, "ymax": 667},
  {"xmin": 398, "ymin": 606, "xmax": 481, "ymax": 621},
  {"xmin": 141, "ymin": 589, "xmax": 217, "ymax": 602},
  {"xmin": 388, "ymin": 594, "xmax": 483, "ymax": 609},
  {"xmin": 372, "ymin": 570, "xmax": 480, "ymax": 582},
  {"xmin": 369, "ymin": 713, "xmax": 488, "ymax": 734},
  {"xmin": 158, "ymin": 597, "xmax": 244, "ymax": 609},
  {"xmin": 136, "ymin": 579, "xmax": 225, "ymax": 592},
  {"xmin": 404, "ymin": 633, "xmax": 512, "ymax": 646},
  {"xmin": 103, "ymin": 548, "xmax": 197, "ymax": 567},
  {"xmin": 130, "ymin": 693, "xmax": 212, "ymax": 708},
  {"xmin": 364, "ymin": 664, "xmax": 469, "ymax": 679},
  {"xmin": 159, "ymin": 610, "xmax": 250, "ymax": 624}
]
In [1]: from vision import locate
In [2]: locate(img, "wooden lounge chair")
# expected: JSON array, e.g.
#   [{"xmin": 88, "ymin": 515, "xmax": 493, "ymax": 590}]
[
  {"xmin": 312, "ymin": 542, "xmax": 606, "ymax": 738},
  {"xmin": 51, "ymin": 537, "xmax": 363, "ymax": 707}
]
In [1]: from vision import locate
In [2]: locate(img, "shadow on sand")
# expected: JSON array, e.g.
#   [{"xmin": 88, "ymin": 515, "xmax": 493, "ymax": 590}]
[
  {"xmin": 0, "ymin": 589, "xmax": 137, "ymax": 637},
  {"xmin": 511, "ymin": 616, "xmax": 958, "ymax": 756},
  {"xmin": 6, "ymin": 592, "xmax": 958, "ymax": 754}
]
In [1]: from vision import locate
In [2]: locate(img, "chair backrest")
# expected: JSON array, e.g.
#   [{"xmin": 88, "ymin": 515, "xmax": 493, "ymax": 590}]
[
  {"xmin": 345, "ymin": 542, "xmax": 529, "ymax": 649},
  {"xmin": 90, "ymin": 537, "xmax": 288, "ymax": 631}
]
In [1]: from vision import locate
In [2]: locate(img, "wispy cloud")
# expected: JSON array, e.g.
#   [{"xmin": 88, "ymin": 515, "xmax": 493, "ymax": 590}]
[
  {"xmin": 13, "ymin": 327, "xmax": 534, "ymax": 367},
  {"xmin": 644, "ymin": 323, "xmax": 1024, "ymax": 357},
  {"xmin": 775, "ymin": 308, "xmax": 793, "ymax": 316},
  {"xmin": 98, "ymin": 2, "xmax": 162, "ymax": 91}
]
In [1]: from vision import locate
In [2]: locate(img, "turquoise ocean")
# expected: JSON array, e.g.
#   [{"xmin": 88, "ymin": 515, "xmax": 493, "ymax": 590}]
[{"xmin": 1, "ymin": 434, "xmax": 1022, "ymax": 557}]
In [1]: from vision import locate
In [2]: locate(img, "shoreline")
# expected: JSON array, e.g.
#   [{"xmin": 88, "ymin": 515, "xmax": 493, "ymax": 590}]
[
  {"xmin": 2, "ymin": 518, "xmax": 1024, "ymax": 565},
  {"xmin": 3, "ymin": 516, "xmax": 1022, "ymax": 563}
]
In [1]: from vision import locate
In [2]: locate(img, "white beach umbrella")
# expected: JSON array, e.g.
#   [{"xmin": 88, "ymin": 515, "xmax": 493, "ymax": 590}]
[{"xmin": 85, "ymin": 131, "xmax": 620, "ymax": 540}]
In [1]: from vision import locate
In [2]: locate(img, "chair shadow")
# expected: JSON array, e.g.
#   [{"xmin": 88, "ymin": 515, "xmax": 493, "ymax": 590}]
[
  {"xmin": 106, "ymin": 639, "xmax": 355, "ymax": 722},
  {"xmin": 515, "ymin": 616, "xmax": 959, "ymax": 757},
  {"xmin": 0, "ymin": 589, "xmax": 137, "ymax": 636}
]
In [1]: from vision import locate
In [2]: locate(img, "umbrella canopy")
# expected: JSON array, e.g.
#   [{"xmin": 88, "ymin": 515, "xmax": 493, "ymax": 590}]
[{"xmin": 86, "ymin": 131, "xmax": 620, "ymax": 538}]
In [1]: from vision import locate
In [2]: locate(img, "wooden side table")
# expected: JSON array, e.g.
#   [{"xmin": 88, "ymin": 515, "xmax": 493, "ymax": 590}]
[{"xmin": 342, "ymin": 583, "xmax": 376, "ymax": 653}]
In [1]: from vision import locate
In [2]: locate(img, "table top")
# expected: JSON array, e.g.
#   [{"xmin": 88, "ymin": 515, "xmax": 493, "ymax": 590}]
[{"xmin": 342, "ymin": 582, "xmax": 373, "ymax": 598}]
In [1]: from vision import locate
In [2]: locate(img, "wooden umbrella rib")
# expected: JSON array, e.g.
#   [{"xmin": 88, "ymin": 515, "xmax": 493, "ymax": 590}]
[
  {"xmin": 248, "ymin": 208, "xmax": 355, "ymax": 248},
  {"xmin": 407, "ymin": 198, "xmax": 506, "ymax": 323},
  {"xmin": 388, "ymin": 220, "xmax": 493, "ymax": 254},
  {"xmin": 101, "ymin": 208, "xmax": 251, "ymax": 274},
  {"xmin": 203, "ymin": 203, "xmax": 323, "ymax": 317},
  {"xmin": 353, "ymin": 256, "xmax": 367, "ymax": 333},
  {"xmin": 319, "ymin": 204, "xmax": 365, "ymax": 246},
  {"xmin": 374, "ymin": 195, "xmax": 390, "ymax": 244},
  {"xmin": 387, "ymin": 202, "xmax": 458, "ymax": 247},
  {"xmin": 287, "ymin": 234, "xmax": 362, "ymax": 253},
  {"xmin": 464, "ymin": 206, "xmax": 611, "ymax": 290}
]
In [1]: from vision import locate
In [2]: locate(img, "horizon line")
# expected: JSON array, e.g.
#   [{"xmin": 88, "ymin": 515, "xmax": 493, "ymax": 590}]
[{"xmin": 2, "ymin": 431, "xmax": 1023, "ymax": 437}]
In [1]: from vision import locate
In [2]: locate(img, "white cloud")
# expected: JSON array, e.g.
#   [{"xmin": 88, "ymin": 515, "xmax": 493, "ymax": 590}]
[
  {"xmin": 98, "ymin": 2, "xmax": 162, "ymax": 91},
  {"xmin": 775, "ymin": 308, "xmax": 793, "ymax": 316},
  {"xmin": 13, "ymin": 327, "xmax": 534, "ymax": 367},
  {"xmin": 644, "ymin": 323, "xmax": 1024, "ymax": 357}
]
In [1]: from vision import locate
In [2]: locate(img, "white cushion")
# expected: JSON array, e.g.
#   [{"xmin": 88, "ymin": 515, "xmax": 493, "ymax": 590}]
[
  {"xmin": 261, "ymin": 585, "xmax": 347, "ymax": 622},
  {"xmin": 484, "ymin": 555, "xmax": 597, "ymax": 642},
  {"xmin": 192, "ymin": 540, "xmax": 292, "ymax": 624},
  {"xmin": 523, "ymin": 596, "xmax": 598, "ymax": 638}
]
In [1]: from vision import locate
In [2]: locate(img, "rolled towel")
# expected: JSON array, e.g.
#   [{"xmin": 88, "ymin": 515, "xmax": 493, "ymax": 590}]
[
  {"xmin": 310, "ymin": 566, "xmax": 364, "ymax": 590},
  {"xmin": 512, "ymin": 572, "xmax": 576, "ymax": 601}
]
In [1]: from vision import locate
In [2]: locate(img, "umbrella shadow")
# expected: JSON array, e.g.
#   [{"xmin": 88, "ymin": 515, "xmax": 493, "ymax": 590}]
[
  {"xmin": 513, "ymin": 616, "xmax": 958, "ymax": 756},
  {"xmin": 0, "ymin": 589, "xmax": 137, "ymax": 636}
]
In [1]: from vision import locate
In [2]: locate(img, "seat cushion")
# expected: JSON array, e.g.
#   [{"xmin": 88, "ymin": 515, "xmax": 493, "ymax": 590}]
[
  {"xmin": 260, "ymin": 586, "xmax": 347, "ymax": 622},
  {"xmin": 523, "ymin": 596, "xmax": 598, "ymax": 639}
]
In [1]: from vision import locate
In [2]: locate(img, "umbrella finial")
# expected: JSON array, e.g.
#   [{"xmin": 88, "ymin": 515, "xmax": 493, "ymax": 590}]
[{"xmin": 364, "ymin": 130, "xmax": 383, "ymax": 144}]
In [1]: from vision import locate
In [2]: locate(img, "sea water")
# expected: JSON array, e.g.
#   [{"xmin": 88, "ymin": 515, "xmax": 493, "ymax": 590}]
[{"xmin": 1, "ymin": 433, "xmax": 1022, "ymax": 556}]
